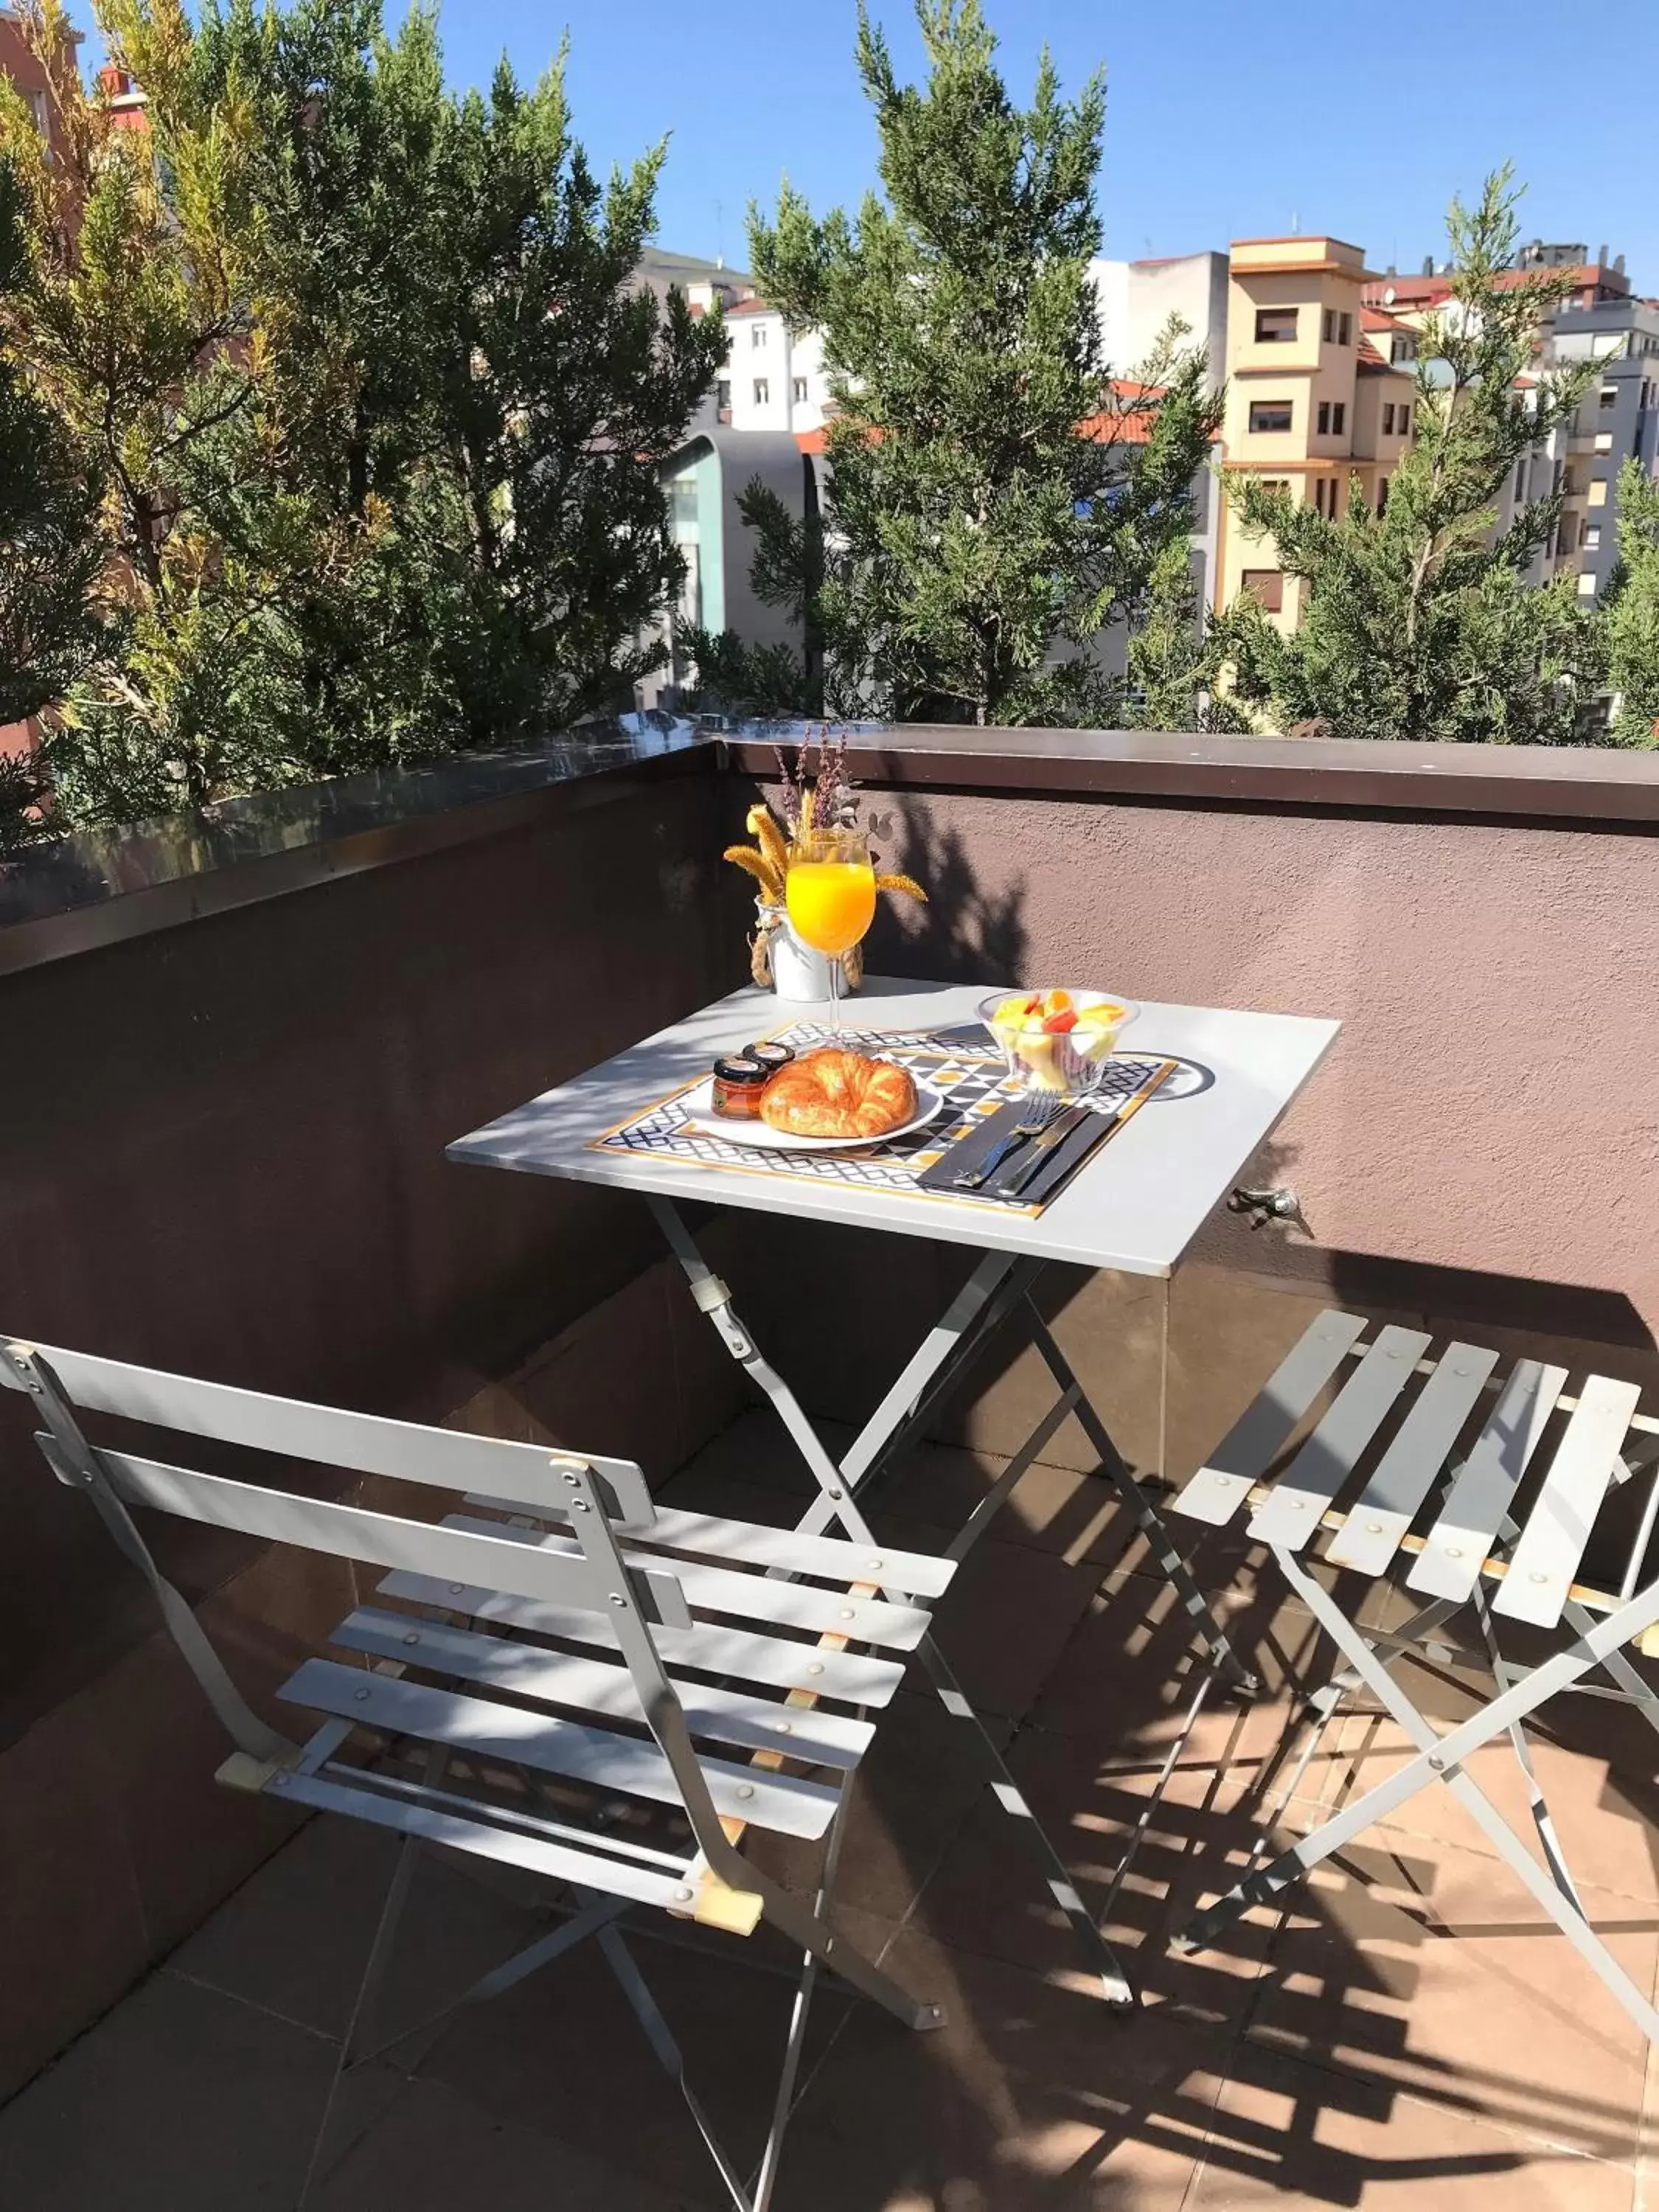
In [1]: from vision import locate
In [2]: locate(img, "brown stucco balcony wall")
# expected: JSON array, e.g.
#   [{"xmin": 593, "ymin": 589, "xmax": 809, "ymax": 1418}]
[{"xmin": 727, "ymin": 727, "xmax": 1659, "ymax": 1363}]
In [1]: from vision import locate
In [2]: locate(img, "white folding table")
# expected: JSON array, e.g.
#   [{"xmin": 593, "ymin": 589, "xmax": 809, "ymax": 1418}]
[{"xmin": 450, "ymin": 975, "xmax": 1340, "ymax": 2002}]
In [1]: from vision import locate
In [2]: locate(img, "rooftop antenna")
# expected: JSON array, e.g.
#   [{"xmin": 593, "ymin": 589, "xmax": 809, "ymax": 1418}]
[
  {"xmin": 715, "ymin": 198, "xmax": 725, "ymax": 267},
  {"xmin": 1290, "ymin": 208, "xmax": 1299, "ymax": 234}
]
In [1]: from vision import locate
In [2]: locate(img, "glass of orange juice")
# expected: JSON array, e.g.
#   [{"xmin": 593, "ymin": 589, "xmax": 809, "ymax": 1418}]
[{"xmin": 785, "ymin": 826, "xmax": 876, "ymax": 1031}]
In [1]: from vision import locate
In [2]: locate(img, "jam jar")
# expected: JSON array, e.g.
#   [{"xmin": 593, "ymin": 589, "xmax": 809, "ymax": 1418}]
[
  {"xmin": 710, "ymin": 1054, "xmax": 771, "ymax": 1120},
  {"xmin": 745, "ymin": 1040, "xmax": 796, "ymax": 1074}
]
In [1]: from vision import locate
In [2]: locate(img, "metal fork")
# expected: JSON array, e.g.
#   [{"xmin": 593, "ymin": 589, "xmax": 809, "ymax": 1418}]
[{"xmin": 953, "ymin": 1091, "xmax": 1068, "ymax": 1191}]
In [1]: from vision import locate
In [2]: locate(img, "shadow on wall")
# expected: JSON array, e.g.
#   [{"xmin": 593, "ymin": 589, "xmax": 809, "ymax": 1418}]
[{"xmin": 864, "ymin": 795, "xmax": 1029, "ymax": 986}]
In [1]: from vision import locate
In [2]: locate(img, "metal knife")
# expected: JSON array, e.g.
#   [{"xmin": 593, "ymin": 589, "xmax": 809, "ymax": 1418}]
[{"xmin": 991, "ymin": 1102, "xmax": 1094, "ymax": 1198}]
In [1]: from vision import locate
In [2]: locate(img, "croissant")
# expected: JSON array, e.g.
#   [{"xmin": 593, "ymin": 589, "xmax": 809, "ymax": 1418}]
[{"xmin": 759, "ymin": 1049, "xmax": 917, "ymax": 1139}]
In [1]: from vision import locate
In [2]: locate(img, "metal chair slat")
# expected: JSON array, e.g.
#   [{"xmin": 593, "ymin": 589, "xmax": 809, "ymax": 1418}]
[
  {"xmin": 1246, "ymin": 1326, "xmax": 1433, "ymax": 1552},
  {"xmin": 442, "ymin": 1512, "xmax": 935, "ymax": 1650},
  {"xmin": 269, "ymin": 1767, "xmax": 693, "ymax": 1911},
  {"xmin": 376, "ymin": 1570, "xmax": 909, "ymax": 1705},
  {"xmin": 1495, "ymin": 1375, "xmax": 1644, "ymax": 1630},
  {"xmin": 3, "ymin": 1338, "xmax": 653, "ymax": 1522},
  {"xmin": 1406, "ymin": 1360, "xmax": 1570, "ymax": 1604},
  {"xmin": 279, "ymin": 1659, "xmax": 844, "ymax": 1841},
  {"xmin": 332, "ymin": 1606, "xmax": 875, "ymax": 1770},
  {"xmin": 1326, "ymin": 1340, "xmax": 1500, "ymax": 1574},
  {"xmin": 1172, "ymin": 1309, "xmax": 1368, "ymax": 1527},
  {"xmin": 462, "ymin": 1490, "xmax": 956, "ymax": 1598}
]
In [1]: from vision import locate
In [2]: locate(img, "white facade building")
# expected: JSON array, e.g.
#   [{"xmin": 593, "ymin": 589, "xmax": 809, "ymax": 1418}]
[
  {"xmin": 720, "ymin": 300, "xmax": 829, "ymax": 435},
  {"xmin": 1090, "ymin": 251, "xmax": 1229, "ymax": 388}
]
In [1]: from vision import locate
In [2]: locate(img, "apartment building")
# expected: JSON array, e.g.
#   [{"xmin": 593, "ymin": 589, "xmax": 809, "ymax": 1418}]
[
  {"xmin": 1091, "ymin": 250, "xmax": 1228, "ymax": 388},
  {"xmin": 720, "ymin": 298, "xmax": 829, "ymax": 436},
  {"xmin": 1217, "ymin": 235, "xmax": 1414, "ymax": 626},
  {"xmin": 1363, "ymin": 243, "xmax": 1632, "ymax": 323},
  {"xmin": 636, "ymin": 425, "xmax": 816, "ymax": 711},
  {"xmin": 1545, "ymin": 299, "xmax": 1659, "ymax": 600}
]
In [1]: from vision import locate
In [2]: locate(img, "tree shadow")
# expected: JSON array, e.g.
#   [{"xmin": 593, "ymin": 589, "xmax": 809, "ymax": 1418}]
[{"xmin": 863, "ymin": 793, "xmax": 1029, "ymax": 987}]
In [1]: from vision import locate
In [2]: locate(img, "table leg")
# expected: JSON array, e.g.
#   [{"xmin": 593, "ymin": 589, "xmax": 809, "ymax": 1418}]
[{"xmin": 646, "ymin": 1197, "xmax": 1248, "ymax": 1997}]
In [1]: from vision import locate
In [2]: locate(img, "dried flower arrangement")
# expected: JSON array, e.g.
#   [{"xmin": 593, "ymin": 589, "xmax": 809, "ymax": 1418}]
[{"xmin": 723, "ymin": 731, "xmax": 927, "ymax": 988}]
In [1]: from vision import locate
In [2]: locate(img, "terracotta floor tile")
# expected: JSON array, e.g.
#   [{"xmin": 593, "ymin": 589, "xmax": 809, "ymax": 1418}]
[
  {"xmin": 315, "ymin": 2071, "xmax": 695, "ymax": 2212},
  {"xmin": 781, "ymin": 1912, "xmax": 1229, "ymax": 2211},
  {"xmin": 1188, "ymin": 2043, "xmax": 1636, "ymax": 2211},
  {"xmin": 743, "ymin": 1681, "xmax": 1014, "ymax": 1922},
  {"xmin": 1293, "ymin": 1696, "xmax": 1659, "ymax": 1907},
  {"xmin": 1030, "ymin": 1569, "xmax": 1326, "ymax": 1778},
  {"xmin": 169, "ymin": 1814, "xmax": 542, "ymax": 2042},
  {"xmin": 415, "ymin": 1911, "xmax": 863, "ymax": 2206},
  {"xmin": 876, "ymin": 1437, "xmax": 1140, "ymax": 1567},
  {"xmin": 914, "ymin": 1737, "xmax": 1282, "ymax": 2023},
  {"xmin": 0, "ymin": 1971, "xmax": 345, "ymax": 2211},
  {"xmin": 886, "ymin": 1531, "xmax": 1105, "ymax": 1722},
  {"xmin": 1242, "ymin": 1833, "xmax": 1658, "ymax": 2165}
]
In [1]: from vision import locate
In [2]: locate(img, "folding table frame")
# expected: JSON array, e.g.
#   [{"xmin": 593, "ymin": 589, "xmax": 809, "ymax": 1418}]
[
  {"xmin": 1168, "ymin": 1310, "xmax": 1659, "ymax": 2045},
  {"xmin": 648, "ymin": 1193, "xmax": 1257, "ymax": 2010}
]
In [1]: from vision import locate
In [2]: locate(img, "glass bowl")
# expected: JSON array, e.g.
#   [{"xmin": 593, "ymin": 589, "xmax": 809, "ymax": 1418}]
[{"xmin": 978, "ymin": 989, "xmax": 1140, "ymax": 1097}]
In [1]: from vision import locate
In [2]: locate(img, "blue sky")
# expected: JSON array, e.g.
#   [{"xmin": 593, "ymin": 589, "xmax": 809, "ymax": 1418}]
[
  {"xmin": 77, "ymin": 1, "xmax": 1659, "ymax": 293},
  {"xmin": 431, "ymin": 0, "xmax": 1659, "ymax": 294}
]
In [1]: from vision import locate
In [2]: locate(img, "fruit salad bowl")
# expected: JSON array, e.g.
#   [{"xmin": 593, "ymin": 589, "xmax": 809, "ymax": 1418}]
[{"xmin": 978, "ymin": 989, "xmax": 1139, "ymax": 1097}]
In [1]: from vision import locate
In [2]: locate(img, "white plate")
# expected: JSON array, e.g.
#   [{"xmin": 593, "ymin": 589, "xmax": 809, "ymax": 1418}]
[{"xmin": 683, "ymin": 1076, "xmax": 947, "ymax": 1151}]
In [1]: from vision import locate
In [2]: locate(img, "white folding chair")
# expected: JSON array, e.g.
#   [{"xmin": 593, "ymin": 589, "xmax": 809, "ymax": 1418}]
[
  {"xmin": 1164, "ymin": 1310, "xmax": 1659, "ymax": 2042},
  {"xmin": 4, "ymin": 1334, "xmax": 973, "ymax": 2211}
]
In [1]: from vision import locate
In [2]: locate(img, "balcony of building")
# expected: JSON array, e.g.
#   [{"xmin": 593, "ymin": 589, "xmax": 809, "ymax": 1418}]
[{"xmin": 4, "ymin": 724, "xmax": 1659, "ymax": 2211}]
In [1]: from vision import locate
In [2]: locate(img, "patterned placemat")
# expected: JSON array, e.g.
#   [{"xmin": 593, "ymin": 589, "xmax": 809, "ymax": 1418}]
[{"xmin": 590, "ymin": 1020, "xmax": 1173, "ymax": 1215}]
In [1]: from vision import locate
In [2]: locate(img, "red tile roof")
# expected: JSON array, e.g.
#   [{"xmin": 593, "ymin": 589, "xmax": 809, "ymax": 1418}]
[{"xmin": 726, "ymin": 296, "xmax": 776, "ymax": 318}]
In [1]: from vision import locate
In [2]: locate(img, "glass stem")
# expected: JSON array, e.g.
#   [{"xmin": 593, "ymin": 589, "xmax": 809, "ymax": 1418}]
[{"xmin": 827, "ymin": 945, "xmax": 841, "ymax": 1034}]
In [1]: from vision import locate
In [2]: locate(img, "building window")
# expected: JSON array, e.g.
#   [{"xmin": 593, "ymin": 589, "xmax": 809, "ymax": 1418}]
[
  {"xmin": 1260, "ymin": 479, "xmax": 1290, "ymax": 493},
  {"xmin": 1317, "ymin": 401, "xmax": 1331, "ymax": 435},
  {"xmin": 1377, "ymin": 475, "xmax": 1389, "ymax": 515},
  {"xmin": 1323, "ymin": 309, "xmax": 1335, "ymax": 343},
  {"xmin": 715, "ymin": 379, "xmax": 731, "ymax": 417},
  {"xmin": 1242, "ymin": 568, "xmax": 1284, "ymax": 612},
  {"xmin": 1248, "ymin": 400, "xmax": 1293, "ymax": 434},
  {"xmin": 1338, "ymin": 313, "xmax": 1352, "ymax": 345},
  {"xmin": 1599, "ymin": 386, "xmax": 1618, "ymax": 409},
  {"xmin": 1584, "ymin": 523, "xmax": 1601, "ymax": 549},
  {"xmin": 1578, "ymin": 571, "xmax": 1599, "ymax": 597},
  {"xmin": 1332, "ymin": 401, "xmax": 1346, "ymax": 435},
  {"xmin": 753, "ymin": 378, "xmax": 770, "ymax": 405},
  {"xmin": 1588, "ymin": 477, "xmax": 1608, "ymax": 507},
  {"xmin": 1391, "ymin": 334, "xmax": 1416, "ymax": 364},
  {"xmin": 751, "ymin": 324, "xmax": 768, "ymax": 348},
  {"xmin": 792, "ymin": 377, "xmax": 808, "ymax": 403},
  {"xmin": 1558, "ymin": 515, "xmax": 1576, "ymax": 554},
  {"xmin": 1397, "ymin": 403, "xmax": 1409, "ymax": 435},
  {"xmin": 1382, "ymin": 403, "xmax": 1395, "ymax": 434},
  {"xmin": 1514, "ymin": 458, "xmax": 1528, "ymax": 505},
  {"xmin": 1594, "ymin": 431, "xmax": 1613, "ymax": 452},
  {"xmin": 1256, "ymin": 307, "xmax": 1298, "ymax": 343}
]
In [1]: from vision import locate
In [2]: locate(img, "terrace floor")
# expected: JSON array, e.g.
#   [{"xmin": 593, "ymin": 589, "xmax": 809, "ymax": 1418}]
[{"xmin": 5, "ymin": 1408, "xmax": 1659, "ymax": 2211}]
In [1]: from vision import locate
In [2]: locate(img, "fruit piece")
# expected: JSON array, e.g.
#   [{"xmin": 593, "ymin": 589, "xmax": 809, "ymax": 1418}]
[
  {"xmin": 1043, "ymin": 989, "xmax": 1073, "ymax": 1015},
  {"xmin": 1043, "ymin": 1009, "xmax": 1077, "ymax": 1034}
]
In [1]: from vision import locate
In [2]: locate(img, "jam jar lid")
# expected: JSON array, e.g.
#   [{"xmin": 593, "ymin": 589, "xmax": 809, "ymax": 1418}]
[
  {"xmin": 745, "ymin": 1040, "xmax": 796, "ymax": 1069},
  {"xmin": 712, "ymin": 1053, "xmax": 769, "ymax": 1085}
]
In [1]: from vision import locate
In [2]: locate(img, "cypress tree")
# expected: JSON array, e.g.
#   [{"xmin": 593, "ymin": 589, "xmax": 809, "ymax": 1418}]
[{"xmin": 742, "ymin": 0, "xmax": 1217, "ymax": 727}]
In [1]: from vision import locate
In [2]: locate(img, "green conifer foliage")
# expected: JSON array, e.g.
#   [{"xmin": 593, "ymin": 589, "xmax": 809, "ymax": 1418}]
[
  {"xmin": 1602, "ymin": 459, "xmax": 1659, "ymax": 747},
  {"xmin": 743, "ymin": 0, "xmax": 1217, "ymax": 727}
]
